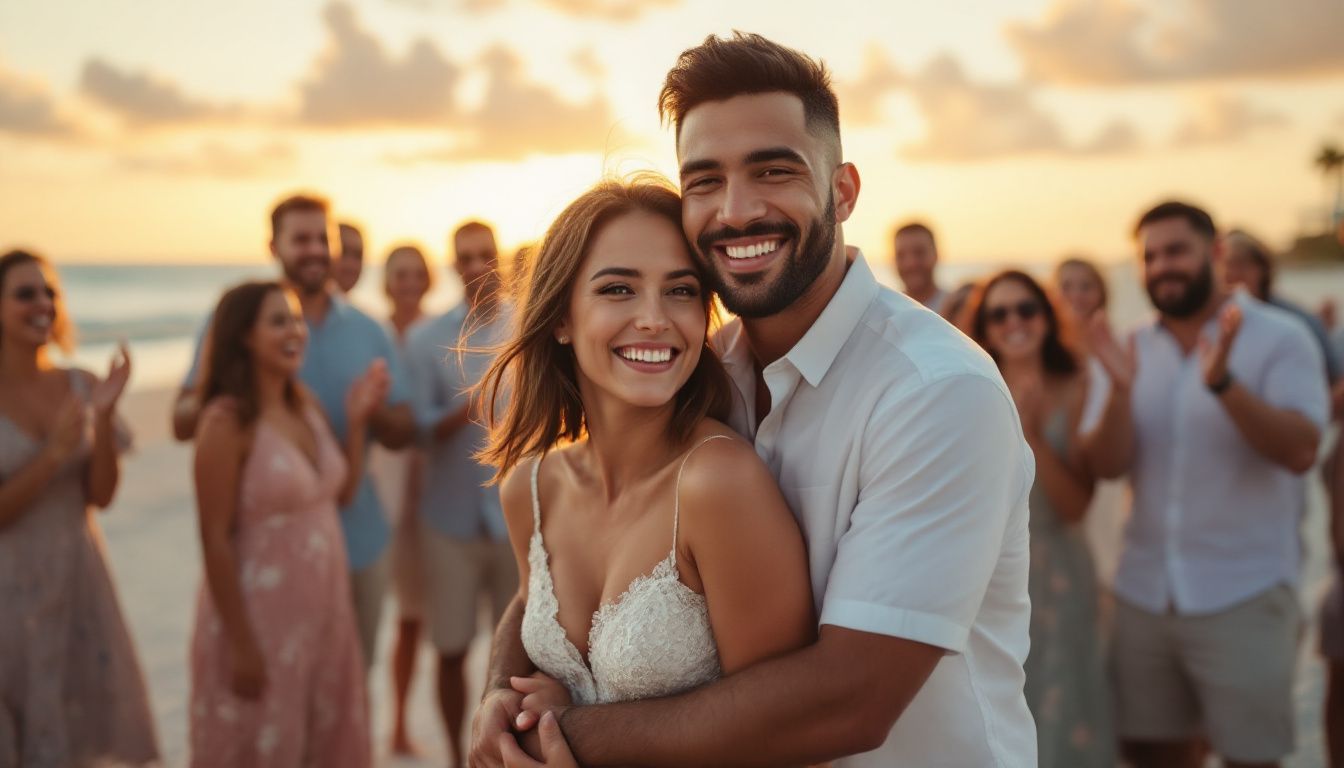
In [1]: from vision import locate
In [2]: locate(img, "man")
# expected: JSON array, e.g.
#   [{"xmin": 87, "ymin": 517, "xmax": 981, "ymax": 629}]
[
  {"xmin": 893, "ymin": 220, "xmax": 946, "ymax": 312},
  {"xmin": 334, "ymin": 221, "xmax": 365, "ymax": 294},
  {"xmin": 404, "ymin": 220, "xmax": 516, "ymax": 767},
  {"xmin": 473, "ymin": 33, "xmax": 1037, "ymax": 767},
  {"xmin": 171, "ymin": 193, "xmax": 415, "ymax": 668},
  {"xmin": 1086, "ymin": 201, "xmax": 1327, "ymax": 768}
]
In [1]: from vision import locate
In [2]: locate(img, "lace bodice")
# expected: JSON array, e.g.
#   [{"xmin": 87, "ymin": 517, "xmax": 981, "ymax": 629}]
[{"xmin": 520, "ymin": 437, "xmax": 727, "ymax": 706}]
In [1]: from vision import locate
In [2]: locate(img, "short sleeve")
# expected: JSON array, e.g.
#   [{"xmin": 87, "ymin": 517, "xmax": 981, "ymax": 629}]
[
  {"xmin": 1261, "ymin": 320, "xmax": 1329, "ymax": 429},
  {"xmin": 819, "ymin": 374, "xmax": 1031, "ymax": 653},
  {"xmin": 180, "ymin": 313, "xmax": 212, "ymax": 390}
]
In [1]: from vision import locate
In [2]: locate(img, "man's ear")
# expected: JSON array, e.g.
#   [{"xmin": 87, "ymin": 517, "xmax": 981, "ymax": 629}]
[{"xmin": 833, "ymin": 162, "xmax": 861, "ymax": 224}]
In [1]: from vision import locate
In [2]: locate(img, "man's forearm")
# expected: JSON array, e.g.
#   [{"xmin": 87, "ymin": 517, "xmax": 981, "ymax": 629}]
[
  {"xmin": 1217, "ymin": 383, "xmax": 1321, "ymax": 473},
  {"xmin": 372, "ymin": 404, "xmax": 416, "ymax": 449},
  {"xmin": 486, "ymin": 594, "xmax": 534, "ymax": 693},
  {"xmin": 562, "ymin": 629, "xmax": 935, "ymax": 767}
]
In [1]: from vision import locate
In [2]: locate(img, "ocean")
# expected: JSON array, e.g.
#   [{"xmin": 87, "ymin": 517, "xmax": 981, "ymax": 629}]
[{"xmin": 51, "ymin": 259, "xmax": 1344, "ymax": 393}]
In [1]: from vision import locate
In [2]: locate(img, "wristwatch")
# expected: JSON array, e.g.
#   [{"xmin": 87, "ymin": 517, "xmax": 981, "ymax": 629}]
[{"xmin": 1208, "ymin": 371, "xmax": 1234, "ymax": 395}]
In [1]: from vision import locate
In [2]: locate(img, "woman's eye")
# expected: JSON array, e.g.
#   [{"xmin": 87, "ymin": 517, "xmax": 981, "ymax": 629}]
[
  {"xmin": 598, "ymin": 283, "xmax": 633, "ymax": 296},
  {"xmin": 669, "ymin": 284, "xmax": 700, "ymax": 297}
]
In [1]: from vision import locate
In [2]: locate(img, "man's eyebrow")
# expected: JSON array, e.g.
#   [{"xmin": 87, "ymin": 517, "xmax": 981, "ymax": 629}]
[
  {"xmin": 745, "ymin": 147, "xmax": 807, "ymax": 166},
  {"xmin": 589, "ymin": 267, "xmax": 640, "ymax": 281},
  {"xmin": 679, "ymin": 158, "xmax": 721, "ymax": 178}
]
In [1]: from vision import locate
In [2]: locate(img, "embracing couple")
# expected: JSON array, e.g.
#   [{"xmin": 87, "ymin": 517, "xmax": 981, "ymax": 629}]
[{"xmin": 468, "ymin": 33, "xmax": 1037, "ymax": 767}]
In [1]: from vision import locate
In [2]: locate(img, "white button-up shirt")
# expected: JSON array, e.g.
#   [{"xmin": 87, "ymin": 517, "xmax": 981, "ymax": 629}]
[
  {"xmin": 1118, "ymin": 292, "xmax": 1329, "ymax": 615},
  {"xmin": 715, "ymin": 253, "xmax": 1037, "ymax": 767}
]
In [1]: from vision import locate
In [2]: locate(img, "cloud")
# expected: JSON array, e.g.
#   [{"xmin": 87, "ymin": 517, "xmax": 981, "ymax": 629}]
[
  {"xmin": 836, "ymin": 46, "xmax": 904, "ymax": 125},
  {"xmin": 0, "ymin": 65, "xmax": 77, "ymax": 137},
  {"xmin": 1172, "ymin": 96, "xmax": 1288, "ymax": 146},
  {"xmin": 79, "ymin": 59, "xmax": 238, "ymax": 126},
  {"xmin": 900, "ymin": 55, "xmax": 1138, "ymax": 161},
  {"xmin": 297, "ymin": 2, "xmax": 461, "ymax": 126},
  {"xmin": 386, "ymin": 0, "xmax": 676, "ymax": 20},
  {"xmin": 120, "ymin": 141, "xmax": 297, "ymax": 177},
  {"xmin": 389, "ymin": 46, "xmax": 618, "ymax": 162},
  {"xmin": 1008, "ymin": 0, "xmax": 1344, "ymax": 85}
]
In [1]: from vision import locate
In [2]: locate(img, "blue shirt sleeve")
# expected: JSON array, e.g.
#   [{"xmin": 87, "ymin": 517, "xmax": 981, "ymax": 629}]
[
  {"xmin": 405, "ymin": 320, "xmax": 455, "ymax": 439},
  {"xmin": 375, "ymin": 323, "xmax": 411, "ymax": 406}
]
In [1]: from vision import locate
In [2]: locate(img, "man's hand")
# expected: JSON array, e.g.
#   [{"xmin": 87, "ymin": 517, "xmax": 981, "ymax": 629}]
[
  {"xmin": 470, "ymin": 687, "xmax": 525, "ymax": 768},
  {"xmin": 511, "ymin": 672, "xmax": 572, "ymax": 732},
  {"xmin": 500, "ymin": 712, "xmax": 578, "ymax": 768},
  {"xmin": 1199, "ymin": 302, "xmax": 1242, "ymax": 388}
]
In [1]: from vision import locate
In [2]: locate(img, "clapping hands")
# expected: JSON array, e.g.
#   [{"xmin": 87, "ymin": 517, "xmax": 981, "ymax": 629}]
[
  {"xmin": 1087, "ymin": 313, "xmax": 1136, "ymax": 390},
  {"xmin": 90, "ymin": 342, "xmax": 131, "ymax": 417},
  {"xmin": 346, "ymin": 358, "xmax": 390, "ymax": 427},
  {"xmin": 1197, "ymin": 302, "xmax": 1242, "ymax": 388}
]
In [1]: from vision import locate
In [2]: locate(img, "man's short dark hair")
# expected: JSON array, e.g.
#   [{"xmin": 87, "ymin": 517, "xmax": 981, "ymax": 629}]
[
  {"xmin": 270, "ymin": 193, "xmax": 329, "ymax": 241},
  {"xmin": 895, "ymin": 221, "xmax": 937, "ymax": 248},
  {"xmin": 1133, "ymin": 201, "xmax": 1216, "ymax": 240},
  {"xmin": 658, "ymin": 32, "xmax": 840, "ymax": 146},
  {"xmin": 453, "ymin": 220, "xmax": 495, "ymax": 243}
]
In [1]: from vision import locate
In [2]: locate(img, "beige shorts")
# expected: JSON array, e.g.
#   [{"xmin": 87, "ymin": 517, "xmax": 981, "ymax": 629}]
[
  {"xmin": 420, "ymin": 530, "xmax": 518, "ymax": 655},
  {"xmin": 1110, "ymin": 585, "xmax": 1299, "ymax": 762}
]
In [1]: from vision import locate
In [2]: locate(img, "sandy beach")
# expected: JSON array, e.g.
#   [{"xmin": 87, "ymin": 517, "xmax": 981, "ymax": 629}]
[{"xmin": 92, "ymin": 381, "xmax": 1335, "ymax": 767}]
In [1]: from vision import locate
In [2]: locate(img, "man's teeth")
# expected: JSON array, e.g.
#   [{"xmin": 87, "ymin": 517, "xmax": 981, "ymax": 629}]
[
  {"xmin": 724, "ymin": 240, "xmax": 781, "ymax": 260},
  {"xmin": 618, "ymin": 347, "xmax": 673, "ymax": 363}
]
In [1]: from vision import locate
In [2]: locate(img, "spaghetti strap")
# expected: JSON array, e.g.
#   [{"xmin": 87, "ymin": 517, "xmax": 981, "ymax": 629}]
[
  {"xmin": 530, "ymin": 455, "xmax": 544, "ymax": 531},
  {"xmin": 671, "ymin": 435, "xmax": 734, "ymax": 567}
]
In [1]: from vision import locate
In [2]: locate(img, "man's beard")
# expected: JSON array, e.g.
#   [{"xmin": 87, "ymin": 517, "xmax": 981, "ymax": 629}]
[
  {"xmin": 694, "ymin": 195, "xmax": 836, "ymax": 320},
  {"xmin": 1147, "ymin": 259, "xmax": 1214, "ymax": 318},
  {"xmin": 282, "ymin": 256, "xmax": 331, "ymax": 297}
]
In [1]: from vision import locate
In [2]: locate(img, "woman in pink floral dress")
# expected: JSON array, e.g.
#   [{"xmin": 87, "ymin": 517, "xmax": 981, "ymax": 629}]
[{"xmin": 188, "ymin": 281, "xmax": 386, "ymax": 768}]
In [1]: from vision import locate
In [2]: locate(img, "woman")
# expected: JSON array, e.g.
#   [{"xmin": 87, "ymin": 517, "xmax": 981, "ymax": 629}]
[
  {"xmin": 370, "ymin": 244, "xmax": 432, "ymax": 755},
  {"xmin": 0, "ymin": 249, "xmax": 159, "ymax": 767},
  {"xmin": 475, "ymin": 179, "xmax": 814, "ymax": 725},
  {"xmin": 188, "ymin": 281, "xmax": 384, "ymax": 767},
  {"xmin": 965, "ymin": 270, "xmax": 1113, "ymax": 768}
]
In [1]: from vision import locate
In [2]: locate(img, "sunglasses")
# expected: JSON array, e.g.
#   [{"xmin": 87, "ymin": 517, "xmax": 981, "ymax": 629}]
[
  {"xmin": 985, "ymin": 300, "xmax": 1042, "ymax": 326},
  {"xmin": 10, "ymin": 285, "xmax": 57, "ymax": 303}
]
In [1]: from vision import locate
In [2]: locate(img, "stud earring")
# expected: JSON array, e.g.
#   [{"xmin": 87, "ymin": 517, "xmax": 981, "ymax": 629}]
[{"xmin": 558, "ymin": 335, "xmax": 570, "ymax": 344}]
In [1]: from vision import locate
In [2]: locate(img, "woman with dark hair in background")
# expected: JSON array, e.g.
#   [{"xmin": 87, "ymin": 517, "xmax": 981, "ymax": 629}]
[
  {"xmin": 371, "ymin": 244, "xmax": 434, "ymax": 756},
  {"xmin": 0, "ymin": 249, "xmax": 159, "ymax": 767},
  {"xmin": 965, "ymin": 269, "xmax": 1114, "ymax": 768},
  {"xmin": 188, "ymin": 280, "xmax": 385, "ymax": 768}
]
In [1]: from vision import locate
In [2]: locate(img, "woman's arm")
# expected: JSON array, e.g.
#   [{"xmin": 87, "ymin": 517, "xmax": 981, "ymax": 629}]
[
  {"xmin": 1027, "ymin": 376, "xmax": 1095, "ymax": 525},
  {"xmin": 0, "ymin": 393, "xmax": 83, "ymax": 529},
  {"xmin": 194, "ymin": 402, "xmax": 266, "ymax": 698},
  {"xmin": 679, "ymin": 435, "xmax": 815, "ymax": 674}
]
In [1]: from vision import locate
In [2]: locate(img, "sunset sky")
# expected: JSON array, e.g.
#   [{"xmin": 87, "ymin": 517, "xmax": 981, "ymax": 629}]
[{"xmin": 2, "ymin": 0, "xmax": 1342, "ymax": 266}]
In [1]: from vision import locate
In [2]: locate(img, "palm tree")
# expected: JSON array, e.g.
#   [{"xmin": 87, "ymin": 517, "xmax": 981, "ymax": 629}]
[{"xmin": 1317, "ymin": 143, "xmax": 1344, "ymax": 229}]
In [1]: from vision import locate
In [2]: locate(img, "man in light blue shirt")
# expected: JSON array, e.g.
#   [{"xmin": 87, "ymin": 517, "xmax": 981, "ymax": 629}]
[
  {"xmin": 403, "ymin": 220, "xmax": 514, "ymax": 767},
  {"xmin": 172, "ymin": 193, "xmax": 415, "ymax": 669}
]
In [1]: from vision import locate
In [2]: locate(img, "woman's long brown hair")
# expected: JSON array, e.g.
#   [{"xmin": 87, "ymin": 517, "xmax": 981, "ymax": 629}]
[
  {"xmin": 196, "ymin": 281, "xmax": 304, "ymax": 425},
  {"xmin": 475, "ymin": 176, "xmax": 732, "ymax": 481}
]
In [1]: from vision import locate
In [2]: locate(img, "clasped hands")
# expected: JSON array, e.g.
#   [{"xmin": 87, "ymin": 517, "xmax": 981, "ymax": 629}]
[{"xmin": 472, "ymin": 672, "xmax": 578, "ymax": 768}]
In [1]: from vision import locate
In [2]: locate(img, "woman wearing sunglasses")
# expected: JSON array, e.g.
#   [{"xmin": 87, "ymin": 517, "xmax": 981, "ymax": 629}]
[
  {"xmin": 0, "ymin": 249, "xmax": 159, "ymax": 766},
  {"xmin": 963, "ymin": 269, "xmax": 1114, "ymax": 768}
]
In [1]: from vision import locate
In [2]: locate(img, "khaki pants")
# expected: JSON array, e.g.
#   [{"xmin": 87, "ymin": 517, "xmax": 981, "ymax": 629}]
[
  {"xmin": 349, "ymin": 554, "xmax": 390, "ymax": 671},
  {"xmin": 420, "ymin": 531, "xmax": 518, "ymax": 655}
]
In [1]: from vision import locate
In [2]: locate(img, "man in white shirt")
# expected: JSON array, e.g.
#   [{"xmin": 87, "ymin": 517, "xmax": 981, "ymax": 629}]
[
  {"xmin": 1086, "ymin": 201, "xmax": 1328, "ymax": 768},
  {"xmin": 472, "ymin": 31, "xmax": 1037, "ymax": 767},
  {"xmin": 893, "ymin": 221, "xmax": 947, "ymax": 313}
]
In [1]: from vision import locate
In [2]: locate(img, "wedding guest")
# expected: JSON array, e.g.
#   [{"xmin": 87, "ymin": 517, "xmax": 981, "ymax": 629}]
[
  {"xmin": 1054, "ymin": 256, "xmax": 1108, "ymax": 331},
  {"xmin": 188, "ymin": 280, "xmax": 382, "ymax": 768},
  {"xmin": 173, "ymin": 193, "xmax": 416, "ymax": 671},
  {"xmin": 894, "ymin": 221, "xmax": 946, "ymax": 312},
  {"xmin": 369, "ymin": 244, "xmax": 433, "ymax": 756},
  {"xmin": 1086, "ymin": 201, "xmax": 1328, "ymax": 768},
  {"xmin": 335, "ymin": 222, "xmax": 365, "ymax": 294},
  {"xmin": 0, "ymin": 249, "xmax": 159, "ymax": 767},
  {"xmin": 966, "ymin": 269, "xmax": 1113, "ymax": 768},
  {"xmin": 938, "ymin": 280, "xmax": 975, "ymax": 329},
  {"xmin": 403, "ymin": 221, "xmax": 515, "ymax": 766},
  {"xmin": 1221, "ymin": 228, "xmax": 1339, "ymax": 380}
]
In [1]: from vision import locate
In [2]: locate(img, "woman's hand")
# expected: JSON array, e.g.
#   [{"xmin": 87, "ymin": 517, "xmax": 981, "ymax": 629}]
[
  {"xmin": 229, "ymin": 636, "xmax": 268, "ymax": 699},
  {"xmin": 511, "ymin": 672, "xmax": 572, "ymax": 732},
  {"xmin": 43, "ymin": 393, "xmax": 86, "ymax": 463},
  {"xmin": 346, "ymin": 358, "xmax": 390, "ymax": 428},
  {"xmin": 91, "ymin": 342, "xmax": 132, "ymax": 417}
]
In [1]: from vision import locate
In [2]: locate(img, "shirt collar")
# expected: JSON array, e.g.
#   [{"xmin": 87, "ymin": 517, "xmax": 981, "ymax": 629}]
[{"xmin": 718, "ymin": 249, "xmax": 880, "ymax": 389}]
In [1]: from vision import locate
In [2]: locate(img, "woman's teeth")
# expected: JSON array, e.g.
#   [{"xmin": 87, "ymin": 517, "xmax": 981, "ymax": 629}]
[
  {"xmin": 28, "ymin": 317, "xmax": 51, "ymax": 330},
  {"xmin": 725, "ymin": 240, "xmax": 781, "ymax": 260},
  {"xmin": 618, "ymin": 347, "xmax": 673, "ymax": 363}
]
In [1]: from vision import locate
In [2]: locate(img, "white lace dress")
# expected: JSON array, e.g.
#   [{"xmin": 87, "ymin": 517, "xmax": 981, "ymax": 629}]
[{"xmin": 520, "ymin": 437, "xmax": 727, "ymax": 705}]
